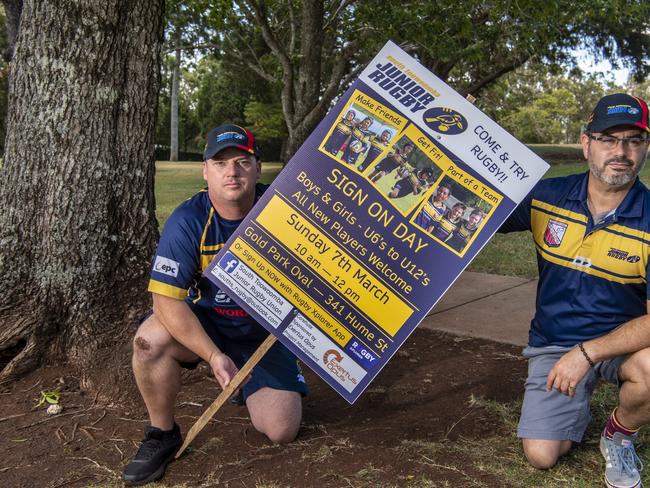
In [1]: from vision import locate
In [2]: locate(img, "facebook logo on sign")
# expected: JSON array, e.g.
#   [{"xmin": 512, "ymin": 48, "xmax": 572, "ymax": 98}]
[{"xmin": 218, "ymin": 252, "xmax": 240, "ymax": 274}]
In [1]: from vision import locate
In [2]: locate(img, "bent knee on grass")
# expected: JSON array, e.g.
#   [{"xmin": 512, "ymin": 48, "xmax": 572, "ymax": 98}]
[{"xmin": 522, "ymin": 439, "xmax": 572, "ymax": 469}]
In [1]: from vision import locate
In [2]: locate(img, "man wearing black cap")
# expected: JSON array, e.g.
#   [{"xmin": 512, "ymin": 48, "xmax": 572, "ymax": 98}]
[
  {"xmin": 123, "ymin": 125, "xmax": 307, "ymax": 485},
  {"xmin": 501, "ymin": 93, "xmax": 650, "ymax": 487}
]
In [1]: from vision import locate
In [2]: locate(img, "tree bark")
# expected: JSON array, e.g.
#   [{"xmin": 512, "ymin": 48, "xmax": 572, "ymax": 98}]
[{"xmin": 0, "ymin": 0, "xmax": 164, "ymax": 389}]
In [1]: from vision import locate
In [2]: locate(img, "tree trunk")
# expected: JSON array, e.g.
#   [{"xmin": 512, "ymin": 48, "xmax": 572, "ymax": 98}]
[
  {"xmin": 169, "ymin": 43, "xmax": 180, "ymax": 161},
  {"xmin": 0, "ymin": 0, "xmax": 164, "ymax": 389}
]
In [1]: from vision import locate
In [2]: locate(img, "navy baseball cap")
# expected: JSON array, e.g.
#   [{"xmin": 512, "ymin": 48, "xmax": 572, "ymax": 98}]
[
  {"xmin": 203, "ymin": 124, "xmax": 260, "ymax": 160},
  {"xmin": 586, "ymin": 93, "xmax": 650, "ymax": 133}
]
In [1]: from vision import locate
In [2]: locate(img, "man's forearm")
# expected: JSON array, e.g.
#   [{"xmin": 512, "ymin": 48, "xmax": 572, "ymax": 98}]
[
  {"xmin": 152, "ymin": 294, "xmax": 221, "ymax": 362},
  {"xmin": 583, "ymin": 312, "xmax": 650, "ymax": 364}
]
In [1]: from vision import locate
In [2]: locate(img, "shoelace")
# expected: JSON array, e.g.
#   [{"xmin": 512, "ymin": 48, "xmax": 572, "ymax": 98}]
[
  {"xmin": 135, "ymin": 437, "xmax": 163, "ymax": 461},
  {"xmin": 613, "ymin": 443, "xmax": 644, "ymax": 476}
]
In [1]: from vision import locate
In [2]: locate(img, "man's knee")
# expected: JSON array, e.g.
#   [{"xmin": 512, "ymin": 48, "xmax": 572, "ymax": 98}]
[
  {"xmin": 247, "ymin": 389, "xmax": 302, "ymax": 444},
  {"xmin": 522, "ymin": 439, "xmax": 571, "ymax": 469},
  {"xmin": 621, "ymin": 348, "xmax": 650, "ymax": 391},
  {"xmin": 132, "ymin": 314, "xmax": 173, "ymax": 364},
  {"xmin": 263, "ymin": 420, "xmax": 300, "ymax": 444}
]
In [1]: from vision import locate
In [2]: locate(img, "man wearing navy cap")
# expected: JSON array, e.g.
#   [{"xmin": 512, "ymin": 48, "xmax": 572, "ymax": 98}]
[
  {"xmin": 123, "ymin": 125, "xmax": 307, "ymax": 485},
  {"xmin": 501, "ymin": 93, "xmax": 650, "ymax": 487}
]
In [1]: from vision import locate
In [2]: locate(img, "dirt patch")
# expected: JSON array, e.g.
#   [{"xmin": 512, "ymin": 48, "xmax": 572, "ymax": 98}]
[{"xmin": 0, "ymin": 329, "xmax": 526, "ymax": 487}]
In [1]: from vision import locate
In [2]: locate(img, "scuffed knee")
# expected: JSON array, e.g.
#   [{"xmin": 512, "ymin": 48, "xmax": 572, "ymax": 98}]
[
  {"xmin": 132, "ymin": 316, "xmax": 170, "ymax": 364},
  {"xmin": 133, "ymin": 334, "xmax": 158, "ymax": 364}
]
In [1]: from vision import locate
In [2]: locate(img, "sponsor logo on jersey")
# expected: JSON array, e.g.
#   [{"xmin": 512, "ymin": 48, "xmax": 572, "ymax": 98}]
[
  {"xmin": 153, "ymin": 256, "xmax": 180, "ymax": 277},
  {"xmin": 607, "ymin": 247, "xmax": 641, "ymax": 263},
  {"xmin": 544, "ymin": 219, "xmax": 568, "ymax": 247},
  {"xmin": 213, "ymin": 307, "xmax": 249, "ymax": 317},
  {"xmin": 423, "ymin": 107, "xmax": 467, "ymax": 135}
]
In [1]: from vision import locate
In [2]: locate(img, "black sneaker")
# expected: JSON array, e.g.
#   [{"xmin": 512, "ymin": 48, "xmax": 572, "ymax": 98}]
[
  {"xmin": 123, "ymin": 423, "xmax": 182, "ymax": 485},
  {"xmin": 229, "ymin": 389, "xmax": 245, "ymax": 406}
]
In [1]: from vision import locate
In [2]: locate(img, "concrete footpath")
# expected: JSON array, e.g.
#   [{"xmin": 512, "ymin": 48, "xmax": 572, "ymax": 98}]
[{"xmin": 420, "ymin": 271, "xmax": 536, "ymax": 347}]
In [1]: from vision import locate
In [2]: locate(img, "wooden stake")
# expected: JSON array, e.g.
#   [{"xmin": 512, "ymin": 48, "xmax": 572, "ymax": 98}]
[{"xmin": 175, "ymin": 334, "xmax": 278, "ymax": 458}]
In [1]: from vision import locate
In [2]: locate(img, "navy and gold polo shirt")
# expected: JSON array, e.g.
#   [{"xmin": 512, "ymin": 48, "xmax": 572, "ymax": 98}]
[
  {"xmin": 501, "ymin": 172, "xmax": 649, "ymax": 347},
  {"xmin": 148, "ymin": 184, "xmax": 268, "ymax": 331}
]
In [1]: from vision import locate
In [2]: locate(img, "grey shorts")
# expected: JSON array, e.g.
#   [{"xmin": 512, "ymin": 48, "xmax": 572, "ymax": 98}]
[{"xmin": 517, "ymin": 345, "xmax": 626, "ymax": 443}]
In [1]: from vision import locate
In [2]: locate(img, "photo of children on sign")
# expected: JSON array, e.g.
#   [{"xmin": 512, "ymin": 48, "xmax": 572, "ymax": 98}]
[
  {"xmin": 368, "ymin": 134, "xmax": 443, "ymax": 214},
  {"xmin": 319, "ymin": 92, "xmax": 403, "ymax": 172},
  {"xmin": 413, "ymin": 175, "xmax": 493, "ymax": 255}
]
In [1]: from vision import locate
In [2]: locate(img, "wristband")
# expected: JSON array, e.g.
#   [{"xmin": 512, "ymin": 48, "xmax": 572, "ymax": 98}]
[{"xmin": 578, "ymin": 342, "xmax": 595, "ymax": 368}]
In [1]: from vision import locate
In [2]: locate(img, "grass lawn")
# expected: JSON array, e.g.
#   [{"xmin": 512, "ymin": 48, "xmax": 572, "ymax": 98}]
[{"xmin": 155, "ymin": 161, "xmax": 283, "ymax": 223}]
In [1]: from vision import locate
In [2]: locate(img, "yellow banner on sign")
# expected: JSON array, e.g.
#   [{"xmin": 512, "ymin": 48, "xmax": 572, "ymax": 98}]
[
  {"xmin": 230, "ymin": 237, "xmax": 352, "ymax": 347},
  {"xmin": 256, "ymin": 195, "xmax": 412, "ymax": 336},
  {"xmin": 404, "ymin": 124, "xmax": 455, "ymax": 169}
]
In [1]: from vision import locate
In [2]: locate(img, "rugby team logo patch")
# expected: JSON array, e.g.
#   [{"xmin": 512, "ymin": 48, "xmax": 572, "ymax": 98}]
[{"xmin": 544, "ymin": 219, "xmax": 568, "ymax": 247}]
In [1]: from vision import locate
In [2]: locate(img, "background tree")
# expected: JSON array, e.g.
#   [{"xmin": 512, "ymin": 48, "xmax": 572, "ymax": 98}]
[
  {"xmin": 0, "ymin": 0, "xmax": 164, "ymax": 385},
  {"xmin": 164, "ymin": 0, "xmax": 216, "ymax": 160},
  {"xmin": 200, "ymin": 0, "xmax": 649, "ymax": 162},
  {"xmin": 477, "ymin": 64, "xmax": 624, "ymax": 143}
]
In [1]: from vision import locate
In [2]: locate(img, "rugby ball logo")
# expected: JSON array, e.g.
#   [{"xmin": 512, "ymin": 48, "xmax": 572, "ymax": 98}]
[{"xmin": 423, "ymin": 107, "xmax": 467, "ymax": 135}]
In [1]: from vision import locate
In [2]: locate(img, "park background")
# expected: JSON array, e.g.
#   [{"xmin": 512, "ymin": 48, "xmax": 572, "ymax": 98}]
[{"xmin": 0, "ymin": 1, "xmax": 648, "ymax": 486}]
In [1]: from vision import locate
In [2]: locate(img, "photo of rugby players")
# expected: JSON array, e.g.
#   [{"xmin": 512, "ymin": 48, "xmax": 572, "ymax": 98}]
[
  {"xmin": 430, "ymin": 202, "xmax": 466, "ymax": 241},
  {"xmin": 368, "ymin": 134, "xmax": 443, "ymax": 214},
  {"xmin": 367, "ymin": 138, "xmax": 414, "ymax": 183},
  {"xmin": 320, "ymin": 98, "xmax": 401, "ymax": 171},
  {"xmin": 413, "ymin": 175, "xmax": 492, "ymax": 255},
  {"xmin": 446, "ymin": 208, "xmax": 485, "ymax": 252},
  {"xmin": 341, "ymin": 116, "xmax": 373, "ymax": 166},
  {"xmin": 323, "ymin": 109, "xmax": 357, "ymax": 156},
  {"xmin": 389, "ymin": 166, "xmax": 437, "ymax": 200},
  {"xmin": 357, "ymin": 129, "xmax": 393, "ymax": 172},
  {"xmin": 413, "ymin": 184, "xmax": 451, "ymax": 231}
]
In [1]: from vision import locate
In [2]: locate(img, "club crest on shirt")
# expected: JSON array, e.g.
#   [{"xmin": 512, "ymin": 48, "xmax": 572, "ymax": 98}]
[
  {"xmin": 214, "ymin": 290, "xmax": 231, "ymax": 304},
  {"xmin": 544, "ymin": 219, "xmax": 568, "ymax": 247}
]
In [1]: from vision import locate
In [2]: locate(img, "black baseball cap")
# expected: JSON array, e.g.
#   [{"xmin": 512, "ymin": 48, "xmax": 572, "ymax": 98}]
[
  {"xmin": 586, "ymin": 93, "xmax": 650, "ymax": 134},
  {"xmin": 203, "ymin": 124, "xmax": 260, "ymax": 160}
]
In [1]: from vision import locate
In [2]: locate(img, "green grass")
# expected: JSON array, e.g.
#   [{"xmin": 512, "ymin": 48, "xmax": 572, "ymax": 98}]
[
  {"xmin": 527, "ymin": 144, "xmax": 583, "ymax": 164},
  {"xmin": 155, "ymin": 161, "xmax": 283, "ymax": 224}
]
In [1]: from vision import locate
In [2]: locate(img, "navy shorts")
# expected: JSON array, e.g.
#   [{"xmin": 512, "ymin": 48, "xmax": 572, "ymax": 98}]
[{"xmin": 141, "ymin": 307, "xmax": 308, "ymax": 402}]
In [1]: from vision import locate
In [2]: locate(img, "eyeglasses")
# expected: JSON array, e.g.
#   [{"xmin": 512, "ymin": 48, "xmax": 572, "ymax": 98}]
[
  {"xmin": 588, "ymin": 134, "xmax": 650, "ymax": 150},
  {"xmin": 208, "ymin": 158, "xmax": 255, "ymax": 170}
]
